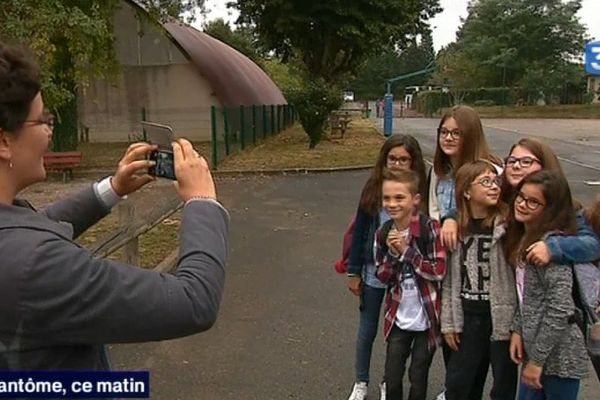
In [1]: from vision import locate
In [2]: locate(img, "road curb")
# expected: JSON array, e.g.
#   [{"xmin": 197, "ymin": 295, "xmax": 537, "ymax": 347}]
[
  {"xmin": 64, "ymin": 165, "xmax": 376, "ymax": 180},
  {"xmin": 213, "ymin": 164, "xmax": 374, "ymax": 176}
]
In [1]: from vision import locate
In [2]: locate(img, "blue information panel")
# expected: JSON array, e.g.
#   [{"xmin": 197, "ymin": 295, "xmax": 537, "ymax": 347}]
[
  {"xmin": 383, "ymin": 93, "xmax": 394, "ymax": 137},
  {"xmin": 585, "ymin": 41, "xmax": 600, "ymax": 76}
]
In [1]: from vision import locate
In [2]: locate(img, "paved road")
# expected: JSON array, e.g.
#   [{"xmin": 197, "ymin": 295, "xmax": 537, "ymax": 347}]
[{"xmin": 109, "ymin": 118, "xmax": 599, "ymax": 399}]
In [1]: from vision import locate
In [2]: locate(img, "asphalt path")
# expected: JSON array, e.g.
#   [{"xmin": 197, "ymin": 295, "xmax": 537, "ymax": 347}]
[{"xmin": 109, "ymin": 118, "xmax": 600, "ymax": 399}]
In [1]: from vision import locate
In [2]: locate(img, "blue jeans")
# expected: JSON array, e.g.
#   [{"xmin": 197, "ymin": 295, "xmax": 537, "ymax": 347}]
[
  {"xmin": 517, "ymin": 375, "xmax": 580, "ymax": 400},
  {"xmin": 355, "ymin": 283, "xmax": 386, "ymax": 382}
]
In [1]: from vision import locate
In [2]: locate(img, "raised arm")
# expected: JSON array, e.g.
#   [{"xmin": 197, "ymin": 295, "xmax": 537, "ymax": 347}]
[
  {"xmin": 545, "ymin": 210, "xmax": 600, "ymax": 264},
  {"xmin": 20, "ymin": 200, "xmax": 228, "ymax": 344},
  {"xmin": 402, "ymin": 219, "xmax": 446, "ymax": 281}
]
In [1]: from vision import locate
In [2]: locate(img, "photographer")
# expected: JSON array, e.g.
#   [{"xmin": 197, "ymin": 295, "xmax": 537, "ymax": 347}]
[{"xmin": 0, "ymin": 41, "xmax": 228, "ymax": 369}]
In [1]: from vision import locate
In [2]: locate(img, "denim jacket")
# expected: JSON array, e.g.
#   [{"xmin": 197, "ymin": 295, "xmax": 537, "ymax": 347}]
[
  {"xmin": 442, "ymin": 209, "xmax": 599, "ymax": 264},
  {"xmin": 436, "ymin": 177, "xmax": 455, "ymax": 222},
  {"xmin": 545, "ymin": 210, "xmax": 600, "ymax": 264},
  {"xmin": 348, "ymin": 206, "xmax": 389, "ymax": 289}
]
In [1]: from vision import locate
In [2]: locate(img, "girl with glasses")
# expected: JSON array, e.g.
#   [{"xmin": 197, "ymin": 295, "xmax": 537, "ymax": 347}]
[
  {"xmin": 506, "ymin": 171, "xmax": 588, "ymax": 400},
  {"xmin": 501, "ymin": 138, "xmax": 600, "ymax": 269},
  {"xmin": 441, "ymin": 160, "xmax": 518, "ymax": 400},
  {"xmin": 428, "ymin": 107, "xmax": 502, "ymax": 399},
  {"xmin": 429, "ymin": 105, "xmax": 502, "ymax": 251},
  {"xmin": 346, "ymin": 134, "xmax": 427, "ymax": 400}
]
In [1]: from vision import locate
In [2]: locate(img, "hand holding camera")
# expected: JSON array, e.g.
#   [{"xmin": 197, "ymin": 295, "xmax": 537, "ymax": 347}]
[
  {"xmin": 111, "ymin": 122, "xmax": 216, "ymax": 202},
  {"xmin": 172, "ymin": 139, "xmax": 216, "ymax": 202},
  {"xmin": 142, "ymin": 121, "xmax": 176, "ymax": 180},
  {"xmin": 111, "ymin": 142, "xmax": 157, "ymax": 196}
]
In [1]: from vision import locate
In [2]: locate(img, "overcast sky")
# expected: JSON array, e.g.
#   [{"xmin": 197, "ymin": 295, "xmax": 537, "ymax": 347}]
[{"xmin": 197, "ymin": 0, "xmax": 600, "ymax": 52}]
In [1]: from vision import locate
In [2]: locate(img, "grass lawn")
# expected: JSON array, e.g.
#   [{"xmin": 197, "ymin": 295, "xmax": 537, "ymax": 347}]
[
  {"xmin": 440, "ymin": 103, "xmax": 600, "ymax": 119},
  {"xmin": 76, "ymin": 118, "xmax": 385, "ymax": 171},
  {"xmin": 216, "ymin": 118, "xmax": 384, "ymax": 171}
]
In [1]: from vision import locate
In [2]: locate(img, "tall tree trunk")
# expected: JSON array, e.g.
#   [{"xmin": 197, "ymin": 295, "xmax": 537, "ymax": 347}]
[{"xmin": 52, "ymin": 95, "xmax": 78, "ymax": 151}]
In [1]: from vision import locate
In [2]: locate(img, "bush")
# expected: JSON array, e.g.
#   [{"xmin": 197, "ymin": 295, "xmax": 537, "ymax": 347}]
[
  {"xmin": 462, "ymin": 87, "xmax": 516, "ymax": 106},
  {"xmin": 415, "ymin": 87, "xmax": 519, "ymax": 115},
  {"xmin": 286, "ymin": 78, "xmax": 342, "ymax": 148},
  {"xmin": 415, "ymin": 90, "xmax": 452, "ymax": 117}
]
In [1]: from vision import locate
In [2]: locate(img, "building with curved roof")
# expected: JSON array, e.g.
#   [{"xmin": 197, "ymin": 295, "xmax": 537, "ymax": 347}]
[{"xmin": 78, "ymin": 0, "xmax": 286, "ymax": 141}]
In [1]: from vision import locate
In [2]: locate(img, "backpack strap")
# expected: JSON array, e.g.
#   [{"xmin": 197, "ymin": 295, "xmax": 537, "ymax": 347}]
[
  {"xmin": 415, "ymin": 213, "xmax": 429, "ymax": 257},
  {"xmin": 571, "ymin": 265, "xmax": 589, "ymax": 338}
]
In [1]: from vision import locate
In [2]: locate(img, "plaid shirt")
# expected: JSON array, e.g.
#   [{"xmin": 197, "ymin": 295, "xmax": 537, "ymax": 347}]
[{"xmin": 375, "ymin": 210, "xmax": 446, "ymax": 350}]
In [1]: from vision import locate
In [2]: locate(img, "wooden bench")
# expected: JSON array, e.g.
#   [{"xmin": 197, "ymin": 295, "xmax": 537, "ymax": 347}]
[
  {"xmin": 43, "ymin": 151, "xmax": 83, "ymax": 182},
  {"xmin": 329, "ymin": 114, "xmax": 351, "ymax": 138}
]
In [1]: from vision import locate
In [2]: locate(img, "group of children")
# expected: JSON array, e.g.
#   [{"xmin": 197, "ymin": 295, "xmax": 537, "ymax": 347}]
[{"xmin": 346, "ymin": 105, "xmax": 600, "ymax": 400}]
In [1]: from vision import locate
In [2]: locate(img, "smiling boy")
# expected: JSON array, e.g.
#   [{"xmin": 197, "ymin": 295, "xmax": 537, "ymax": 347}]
[{"xmin": 375, "ymin": 170, "xmax": 446, "ymax": 400}]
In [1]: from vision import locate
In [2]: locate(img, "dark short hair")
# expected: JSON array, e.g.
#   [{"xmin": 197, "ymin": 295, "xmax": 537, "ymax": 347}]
[
  {"xmin": 381, "ymin": 169, "xmax": 420, "ymax": 196},
  {"xmin": 0, "ymin": 41, "xmax": 41, "ymax": 133}
]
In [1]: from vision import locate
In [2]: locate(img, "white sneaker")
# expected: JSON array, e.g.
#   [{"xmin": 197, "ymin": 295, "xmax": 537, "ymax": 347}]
[
  {"xmin": 435, "ymin": 391, "xmax": 446, "ymax": 400},
  {"xmin": 379, "ymin": 381, "xmax": 386, "ymax": 400},
  {"xmin": 348, "ymin": 381, "xmax": 368, "ymax": 400}
]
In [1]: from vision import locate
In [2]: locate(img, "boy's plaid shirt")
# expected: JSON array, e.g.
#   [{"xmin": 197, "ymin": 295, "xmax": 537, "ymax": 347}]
[{"xmin": 375, "ymin": 210, "xmax": 446, "ymax": 350}]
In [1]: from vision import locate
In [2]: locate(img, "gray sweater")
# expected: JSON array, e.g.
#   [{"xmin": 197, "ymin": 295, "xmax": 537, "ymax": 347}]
[
  {"xmin": 441, "ymin": 219, "xmax": 517, "ymax": 341},
  {"xmin": 0, "ymin": 186, "xmax": 229, "ymax": 370},
  {"xmin": 514, "ymin": 260, "xmax": 588, "ymax": 379}
]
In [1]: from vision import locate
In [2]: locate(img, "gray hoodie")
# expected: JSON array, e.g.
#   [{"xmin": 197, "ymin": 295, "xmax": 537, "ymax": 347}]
[
  {"xmin": 513, "ymin": 257, "xmax": 588, "ymax": 379},
  {"xmin": 0, "ymin": 186, "xmax": 229, "ymax": 370},
  {"xmin": 441, "ymin": 219, "xmax": 517, "ymax": 341}
]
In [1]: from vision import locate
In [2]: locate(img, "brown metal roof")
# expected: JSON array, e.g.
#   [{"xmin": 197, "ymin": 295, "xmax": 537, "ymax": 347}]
[{"xmin": 164, "ymin": 21, "xmax": 287, "ymax": 107}]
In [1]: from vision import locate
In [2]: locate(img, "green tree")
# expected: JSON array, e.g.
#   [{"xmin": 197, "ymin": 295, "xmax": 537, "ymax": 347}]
[
  {"xmin": 436, "ymin": 0, "xmax": 587, "ymax": 104},
  {"xmin": 232, "ymin": 0, "xmax": 441, "ymax": 147},
  {"xmin": 0, "ymin": 0, "xmax": 205, "ymax": 150},
  {"xmin": 431, "ymin": 44, "xmax": 490, "ymax": 104},
  {"xmin": 350, "ymin": 31, "xmax": 436, "ymax": 100},
  {"xmin": 203, "ymin": 18, "xmax": 265, "ymax": 67},
  {"xmin": 263, "ymin": 58, "xmax": 303, "ymax": 94}
]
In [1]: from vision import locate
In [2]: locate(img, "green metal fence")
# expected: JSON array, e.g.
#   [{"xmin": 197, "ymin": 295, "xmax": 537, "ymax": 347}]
[{"xmin": 211, "ymin": 104, "xmax": 296, "ymax": 169}]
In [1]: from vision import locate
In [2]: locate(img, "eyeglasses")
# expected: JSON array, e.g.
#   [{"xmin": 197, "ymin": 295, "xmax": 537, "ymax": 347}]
[
  {"xmin": 515, "ymin": 192, "xmax": 545, "ymax": 210},
  {"xmin": 438, "ymin": 127, "xmax": 461, "ymax": 139},
  {"xmin": 24, "ymin": 113, "xmax": 55, "ymax": 129},
  {"xmin": 387, "ymin": 155, "xmax": 412, "ymax": 166},
  {"xmin": 505, "ymin": 156, "xmax": 540, "ymax": 169},
  {"xmin": 472, "ymin": 176, "xmax": 502, "ymax": 188}
]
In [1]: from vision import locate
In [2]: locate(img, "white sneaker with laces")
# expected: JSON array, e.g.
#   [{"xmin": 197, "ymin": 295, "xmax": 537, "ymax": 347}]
[
  {"xmin": 435, "ymin": 391, "xmax": 446, "ymax": 400},
  {"xmin": 379, "ymin": 381, "xmax": 386, "ymax": 400},
  {"xmin": 348, "ymin": 381, "xmax": 368, "ymax": 400}
]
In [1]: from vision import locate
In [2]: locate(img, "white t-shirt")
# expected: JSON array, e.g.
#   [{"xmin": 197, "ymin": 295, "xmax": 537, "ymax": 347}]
[{"xmin": 394, "ymin": 228, "xmax": 429, "ymax": 331}]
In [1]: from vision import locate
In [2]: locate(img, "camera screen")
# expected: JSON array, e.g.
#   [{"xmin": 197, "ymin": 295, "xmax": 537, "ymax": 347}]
[{"xmin": 152, "ymin": 150, "xmax": 176, "ymax": 180}]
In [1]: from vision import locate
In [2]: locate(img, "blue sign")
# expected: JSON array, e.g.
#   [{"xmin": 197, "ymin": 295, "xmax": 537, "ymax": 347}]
[{"xmin": 586, "ymin": 41, "xmax": 600, "ymax": 75}]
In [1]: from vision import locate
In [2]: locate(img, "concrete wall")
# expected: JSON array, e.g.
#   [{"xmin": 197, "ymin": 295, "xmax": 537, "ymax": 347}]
[
  {"xmin": 78, "ymin": 1, "xmax": 219, "ymax": 142},
  {"xmin": 79, "ymin": 63, "xmax": 218, "ymax": 141}
]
